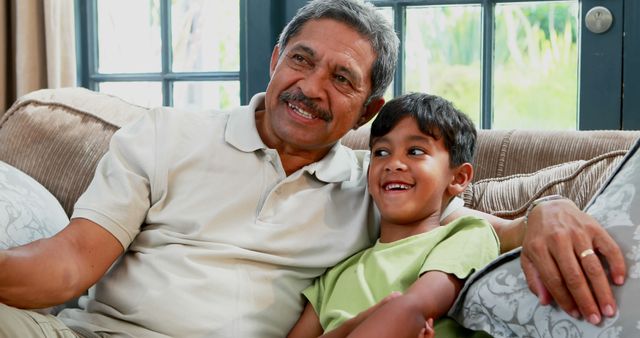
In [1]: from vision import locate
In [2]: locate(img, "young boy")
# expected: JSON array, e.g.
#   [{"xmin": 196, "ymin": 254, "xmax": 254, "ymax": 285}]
[{"xmin": 287, "ymin": 93, "xmax": 500, "ymax": 338}]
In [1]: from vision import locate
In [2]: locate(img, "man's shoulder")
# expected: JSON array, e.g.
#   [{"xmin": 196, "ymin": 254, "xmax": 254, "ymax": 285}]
[
  {"xmin": 351, "ymin": 149, "xmax": 371, "ymax": 165},
  {"xmin": 149, "ymin": 106, "xmax": 231, "ymax": 126},
  {"xmin": 337, "ymin": 147, "xmax": 370, "ymax": 172},
  {"xmin": 318, "ymin": 146, "xmax": 370, "ymax": 186}
]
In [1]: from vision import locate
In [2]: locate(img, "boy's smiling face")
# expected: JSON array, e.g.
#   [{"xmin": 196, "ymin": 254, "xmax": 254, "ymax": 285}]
[{"xmin": 368, "ymin": 116, "xmax": 458, "ymax": 233}]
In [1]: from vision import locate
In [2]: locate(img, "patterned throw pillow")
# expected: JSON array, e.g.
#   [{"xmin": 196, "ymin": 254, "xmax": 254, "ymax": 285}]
[
  {"xmin": 449, "ymin": 139, "xmax": 640, "ymax": 337},
  {"xmin": 0, "ymin": 160, "xmax": 68, "ymax": 249}
]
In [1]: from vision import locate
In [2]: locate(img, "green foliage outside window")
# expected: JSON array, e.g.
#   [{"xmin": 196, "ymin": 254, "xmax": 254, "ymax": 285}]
[{"xmin": 405, "ymin": 2, "xmax": 578, "ymax": 130}]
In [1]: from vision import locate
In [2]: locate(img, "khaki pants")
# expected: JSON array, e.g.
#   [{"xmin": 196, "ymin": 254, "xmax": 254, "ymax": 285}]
[{"xmin": 0, "ymin": 303, "xmax": 81, "ymax": 338}]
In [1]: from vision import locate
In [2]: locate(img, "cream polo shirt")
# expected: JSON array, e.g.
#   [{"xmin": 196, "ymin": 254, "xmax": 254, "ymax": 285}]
[{"xmin": 59, "ymin": 93, "xmax": 464, "ymax": 338}]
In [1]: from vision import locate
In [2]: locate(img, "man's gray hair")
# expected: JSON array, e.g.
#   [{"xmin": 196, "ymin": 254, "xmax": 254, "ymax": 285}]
[{"xmin": 278, "ymin": 0, "xmax": 399, "ymax": 103}]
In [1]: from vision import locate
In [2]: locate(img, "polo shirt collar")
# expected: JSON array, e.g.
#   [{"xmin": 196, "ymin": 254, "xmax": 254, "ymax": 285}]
[
  {"xmin": 307, "ymin": 142, "xmax": 357, "ymax": 183},
  {"xmin": 225, "ymin": 92, "xmax": 358, "ymax": 183},
  {"xmin": 225, "ymin": 93, "xmax": 267, "ymax": 152}
]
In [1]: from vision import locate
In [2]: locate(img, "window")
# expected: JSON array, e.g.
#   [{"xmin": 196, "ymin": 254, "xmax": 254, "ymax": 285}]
[
  {"xmin": 76, "ymin": 0, "xmax": 241, "ymax": 111},
  {"xmin": 369, "ymin": 0, "xmax": 627, "ymax": 130},
  {"xmin": 76, "ymin": 1, "xmax": 636, "ymax": 129}
]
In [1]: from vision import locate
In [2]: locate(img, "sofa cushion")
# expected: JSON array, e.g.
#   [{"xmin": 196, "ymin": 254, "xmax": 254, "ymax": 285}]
[
  {"xmin": 450, "ymin": 139, "xmax": 640, "ymax": 337},
  {"xmin": 473, "ymin": 129, "xmax": 640, "ymax": 182},
  {"xmin": 0, "ymin": 88, "xmax": 148, "ymax": 216},
  {"xmin": 0, "ymin": 160, "xmax": 68, "ymax": 249},
  {"xmin": 462, "ymin": 150, "xmax": 627, "ymax": 219}
]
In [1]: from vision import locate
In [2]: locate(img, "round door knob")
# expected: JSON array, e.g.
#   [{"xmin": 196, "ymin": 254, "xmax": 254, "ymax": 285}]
[{"xmin": 585, "ymin": 6, "xmax": 613, "ymax": 34}]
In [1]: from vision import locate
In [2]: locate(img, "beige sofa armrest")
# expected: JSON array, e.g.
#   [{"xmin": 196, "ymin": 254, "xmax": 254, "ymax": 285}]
[{"xmin": 0, "ymin": 88, "xmax": 148, "ymax": 216}]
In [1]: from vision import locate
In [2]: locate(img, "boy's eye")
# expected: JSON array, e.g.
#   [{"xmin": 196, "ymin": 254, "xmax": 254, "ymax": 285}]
[
  {"xmin": 408, "ymin": 148, "xmax": 426, "ymax": 156},
  {"xmin": 373, "ymin": 149, "xmax": 389, "ymax": 157}
]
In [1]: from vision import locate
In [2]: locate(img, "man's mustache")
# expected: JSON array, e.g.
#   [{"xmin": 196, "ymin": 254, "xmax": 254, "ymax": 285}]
[{"xmin": 279, "ymin": 91, "xmax": 332, "ymax": 122}]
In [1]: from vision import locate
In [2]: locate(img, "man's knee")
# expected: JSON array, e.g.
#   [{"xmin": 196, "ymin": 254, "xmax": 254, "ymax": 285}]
[{"xmin": 0, "ymin": 303, "xmax": 77, "ymax": 338}]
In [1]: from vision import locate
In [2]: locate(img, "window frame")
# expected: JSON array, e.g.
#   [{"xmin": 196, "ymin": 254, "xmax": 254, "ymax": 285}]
[
  {"xmin": 622, "ymin": 0, "xmax": 640, "ymax": 129},
  {"xmin": 75, "ymin": 0, "xmax": 245, "ymax": 107},
  {"xmin": 76, "ymin": 0, "xmax": 638, "ymax": 130},
  {"xmin": 369, "ymin": 0, "xmax": 627, "ymax": 130}
]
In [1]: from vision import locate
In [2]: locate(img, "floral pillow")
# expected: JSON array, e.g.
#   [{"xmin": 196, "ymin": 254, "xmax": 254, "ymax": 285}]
[
  {"xmin": 0, "ymin": 160, "xmax": 68, "ymax": 249},
  {"xmin": 449, "ymin": 139, "xmax": 640, "ymax": 337}
]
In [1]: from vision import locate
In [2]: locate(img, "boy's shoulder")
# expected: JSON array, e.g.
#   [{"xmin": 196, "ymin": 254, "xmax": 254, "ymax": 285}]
[{"xmin": 442, "ymin": 215, "xmax": 498, "ymax": 240}]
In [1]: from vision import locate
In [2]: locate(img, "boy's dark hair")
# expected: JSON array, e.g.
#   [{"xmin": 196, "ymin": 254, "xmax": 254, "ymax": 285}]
[{"xmin": 369, "ymin": 92, "xmax": 476, "ymax": 167}]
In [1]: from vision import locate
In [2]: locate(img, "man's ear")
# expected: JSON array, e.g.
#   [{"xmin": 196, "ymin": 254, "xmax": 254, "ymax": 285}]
[
  {"xmin": 447, "ymin": 162, "xmax": 473, "ymax": 197},
  {"xmin": 354, "ymin": 97, "xmax": 385, "ymax": 130},
  {"xmin": 269, "ymin": 45, "xmax": 280, "ymax": 78}
]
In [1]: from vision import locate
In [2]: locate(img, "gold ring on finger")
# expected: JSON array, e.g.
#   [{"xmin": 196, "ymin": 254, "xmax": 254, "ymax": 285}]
[{"xmin": 579, "ymin": 248, "xmax": 596, "ymax": 259}]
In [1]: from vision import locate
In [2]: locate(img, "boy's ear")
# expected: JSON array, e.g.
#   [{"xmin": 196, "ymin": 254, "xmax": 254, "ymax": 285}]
[
  {"xmin": 447, "ymin": 162, "xmax": 473, "ymax": 197},
  {"xmin": 354, "ymin": 97, "xmax": 385, "ymax": 130}
]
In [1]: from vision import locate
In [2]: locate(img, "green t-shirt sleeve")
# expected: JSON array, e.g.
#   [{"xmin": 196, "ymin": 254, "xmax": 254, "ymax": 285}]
[
  {"xmin": 302, "ymin": 276, "xmax": 324, "ymax": 316},
  {"xmin": 420, "ymin": 217, "xmax": 500, "ymax": 279}
]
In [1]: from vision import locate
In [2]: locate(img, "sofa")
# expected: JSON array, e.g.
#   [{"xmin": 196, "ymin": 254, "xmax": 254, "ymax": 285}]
[
  {"xmin": 1, "ymin": 88, "xmax": 639, "ymax": 334},
  {"xmin": 2, "ymin": 87, "xmax": 639, "ymax": 221}
]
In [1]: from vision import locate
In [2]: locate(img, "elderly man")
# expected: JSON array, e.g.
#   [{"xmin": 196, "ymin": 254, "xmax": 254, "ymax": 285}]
[{"xmin": 0, "ymin": 0, "xmax": 624, "ymax": 337}]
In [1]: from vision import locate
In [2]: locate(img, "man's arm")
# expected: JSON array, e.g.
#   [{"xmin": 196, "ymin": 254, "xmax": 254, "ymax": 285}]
[
  {"xmin": 0, "ymin": 218, "xmax": 123, "ymax": 309},
  {"xmin": 444, "ymin": 200, "xmax": 626, "ymax": 324},
  {"xmin": 341, "ymin": 271, "xmax": 461, "ymax": 338}
]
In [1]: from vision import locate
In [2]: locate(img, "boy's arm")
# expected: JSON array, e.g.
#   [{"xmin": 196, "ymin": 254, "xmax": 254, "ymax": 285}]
[
  {"xmin": 343, "ymin": 270, "xmax": 462, "ymax": 338},
  {"xmin": 287, "ymin": 302, "xmax": 324, "ymax": 338},
  {"xmin": 288, "ymin": 294, "xmax": 405, "ymax": 338}
]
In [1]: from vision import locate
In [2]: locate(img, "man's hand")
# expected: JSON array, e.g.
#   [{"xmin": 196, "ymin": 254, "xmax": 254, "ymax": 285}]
[{"xmin": 520, "ymin": 198, "xmax": 626, "ymax": 324}]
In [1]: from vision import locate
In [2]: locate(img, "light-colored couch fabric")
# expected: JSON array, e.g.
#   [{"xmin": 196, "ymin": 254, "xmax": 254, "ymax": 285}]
[
  {"xmin": 450, "ymin": 139, "xmax": 640, "ymax": 337},
  {"xmin": 0, "ymin": 88, "xmax": 148, "ymax": 215},
  {"xmin": 0, "ymin": 160, "xmax": 67, "ymax": 249}
]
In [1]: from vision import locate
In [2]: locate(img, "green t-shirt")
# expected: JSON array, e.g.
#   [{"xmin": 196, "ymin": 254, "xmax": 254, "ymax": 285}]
[{"xmin": 303, "ymin": 215, "xmax": 500, "ymax": 336}]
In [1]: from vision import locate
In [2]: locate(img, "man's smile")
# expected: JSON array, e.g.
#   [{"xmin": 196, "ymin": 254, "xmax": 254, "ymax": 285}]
[
  {"xmin": 288, "ymin": 102, "xmax": 317, "ymax": 120},
  {"xmin": 279, "ymin": 90, "xmax": 332, "ymax": 122}
]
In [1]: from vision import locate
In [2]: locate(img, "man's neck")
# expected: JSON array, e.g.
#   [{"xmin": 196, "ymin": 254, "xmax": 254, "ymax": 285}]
[
  {"xmin": 254, "ymin": 108, "xmax": 335, "ymax": 176},
  {"xmin": 277, "ymin": 147, "xmax": 332, "ymax": 176}
]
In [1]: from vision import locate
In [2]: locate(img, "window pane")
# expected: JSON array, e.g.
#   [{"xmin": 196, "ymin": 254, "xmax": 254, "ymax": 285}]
[
  {"xmin": 493, "ymin": 1, "xmax": 579, "ymax": 130},
  {"xmin": 171, "ymin": 0, "xmax": 240, "ymax": 72},
  {"xmin": 405, "ymin": 6, "xmax": 482, "ymax": 125},
  {"xmin": 376, "ymin": 6, "xmax": 395, "ymax": 101},
  {"xmin": 173, "ymin": 81, "xmax": 240, "ymax": 111},
  {"xmin": 96, "ymin": 0, "xmax": 161, "ymax": 73},
  {"xmin": 99, "ymin": 82, "xmax": 163, "ymax": 108}
]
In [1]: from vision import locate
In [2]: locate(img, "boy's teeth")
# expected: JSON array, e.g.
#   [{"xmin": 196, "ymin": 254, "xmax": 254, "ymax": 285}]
[
  {"xmin": 288, "ymin": 103, "xmax": 314, "ymax": 119},
  {"xmin": 385, "ymin": 183, "xmax": 411, "ymax": 191}
]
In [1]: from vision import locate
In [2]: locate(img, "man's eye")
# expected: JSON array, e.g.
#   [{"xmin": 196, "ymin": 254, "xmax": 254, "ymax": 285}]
[
  {"xmin": 292, "ymin": 54, "xmax": 305, "ymax": 63},
  {"xmin": 373, "ymin": 149, "xmax": 389, "ymax": 157},
  {"xmin": 335, "ymin": 74, "xmax": 349, "ymax": 84},
  {"xmin": 408, "ymin": 148, "xmax": 425, "ymax": 156}
]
